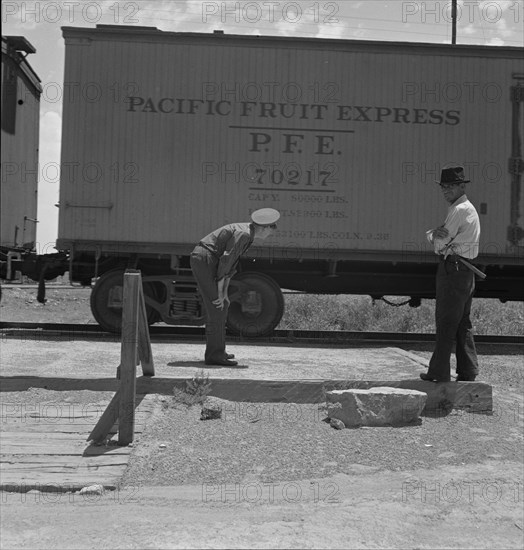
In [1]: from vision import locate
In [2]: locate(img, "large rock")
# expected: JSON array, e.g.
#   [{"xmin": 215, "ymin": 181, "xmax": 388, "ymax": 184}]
[{"xmin": 326, "ymin": 387, "xmax": 427, "ymax": 428}]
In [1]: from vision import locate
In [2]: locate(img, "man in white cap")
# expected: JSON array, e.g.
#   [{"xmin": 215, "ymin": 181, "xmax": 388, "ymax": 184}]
[
  {"xmin": 421, "ymin": 166, "xmax": 480, "ymax": 383},
  {"xmin": 190, "ymin": 208, "xmax": 280, "ymax": 366}
]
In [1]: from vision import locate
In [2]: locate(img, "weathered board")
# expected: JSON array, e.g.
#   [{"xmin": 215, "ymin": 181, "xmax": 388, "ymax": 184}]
[{"xmin": 0, "ymin": 394, "xmax": 156, "ymax": 491}]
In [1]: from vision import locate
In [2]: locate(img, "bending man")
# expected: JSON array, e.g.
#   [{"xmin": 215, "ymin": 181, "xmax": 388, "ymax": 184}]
[{"xmin": 190, "ymin": 208, "xmax": 280, "ymax": 366}]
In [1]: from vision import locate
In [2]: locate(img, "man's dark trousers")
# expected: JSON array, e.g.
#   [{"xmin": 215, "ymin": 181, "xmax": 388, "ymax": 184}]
[
  {"xmin": 190, "ymin": 247, "xmax": 229, "ymax": 362},
  {"xmin": 428, "ymin": 259, "xmax": 479, "ymax": 381}
]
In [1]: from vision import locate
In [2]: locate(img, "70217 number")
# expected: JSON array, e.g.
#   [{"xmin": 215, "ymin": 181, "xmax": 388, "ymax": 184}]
[{"xmin": 250, "ymin": 163, "xmax": 339, "ymax": 188}]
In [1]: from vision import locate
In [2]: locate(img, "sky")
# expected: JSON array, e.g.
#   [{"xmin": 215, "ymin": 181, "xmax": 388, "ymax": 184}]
[{"xmin": 2, "ymin": 0, "xmax": 523, "ymax": 251}]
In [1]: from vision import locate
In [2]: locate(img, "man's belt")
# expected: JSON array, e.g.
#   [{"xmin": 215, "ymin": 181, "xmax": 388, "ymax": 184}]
[{"xmin": 442, "ymin": 255, "xmax": 487, "ymax": 280}]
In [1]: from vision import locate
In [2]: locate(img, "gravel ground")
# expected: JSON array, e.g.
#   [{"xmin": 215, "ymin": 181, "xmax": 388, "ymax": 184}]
[
  {"xmin": 120, "ymin": 342, "xmax": 523, "ymax": 487},
  {"xmin": 0, "ymin": 287, "xmax": 96, "ymax": 324},
  {"xmin": 120, "ymin": 389, "xmax": 523, "ymax": 487}
]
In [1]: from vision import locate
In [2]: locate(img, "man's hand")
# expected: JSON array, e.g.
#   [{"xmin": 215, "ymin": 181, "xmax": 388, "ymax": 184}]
[
  {"xmin": 432, "ymin": 225, "xmax": 449, "ymax": 240},
  {"xmin": 213, "ymin": 278, "xmax": 230, "ymax": 310}
]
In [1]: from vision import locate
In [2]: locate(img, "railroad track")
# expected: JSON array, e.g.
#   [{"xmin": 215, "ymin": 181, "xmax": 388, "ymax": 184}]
[{"xmin": 1, "ymin": 322, "xmax": 522, "ymax": 345}]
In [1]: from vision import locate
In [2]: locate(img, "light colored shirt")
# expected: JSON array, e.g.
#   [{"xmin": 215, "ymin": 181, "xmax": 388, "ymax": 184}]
[
  {"xmin": 199, "ymin": 222, "xmax": 255, "ymax": 280},
  {"xmin": 426, "ymin": 194, "xmax": 480, "ymax": 259}
]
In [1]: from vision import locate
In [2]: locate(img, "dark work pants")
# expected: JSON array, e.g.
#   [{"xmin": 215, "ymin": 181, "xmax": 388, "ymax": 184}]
[
  {"xmin": 190, "ymin": 247, "xmax": 229, "ymax": 362},
  {"xmin": 428, "ymin": 260, "xmax": 479, "ymax": 380}
]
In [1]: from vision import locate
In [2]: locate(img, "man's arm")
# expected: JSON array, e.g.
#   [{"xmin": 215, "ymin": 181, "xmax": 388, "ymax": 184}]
[
  {"xmin": 427, "ymin": 226, "xmax": 449, "ymax": 242},
  {"xmin": 216, "ymin": 232, "xmax": 250, "ymax": 281},
  {"xmin": 427, "ymin": 207, "xmax": 463, "ymax": 254},
  {"xmin": 213, "ymin": 276, "xmax": 231, "ymax": 310}
]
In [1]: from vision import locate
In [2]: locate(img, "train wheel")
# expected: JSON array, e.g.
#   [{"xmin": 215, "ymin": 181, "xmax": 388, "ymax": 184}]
[
  {"xmin": 226, "ymin": 272, "xmax": 284, "ymax": 337},
  {"xmin": 90, "ymin": 269, "xmax": 161, "ymax": 333}
]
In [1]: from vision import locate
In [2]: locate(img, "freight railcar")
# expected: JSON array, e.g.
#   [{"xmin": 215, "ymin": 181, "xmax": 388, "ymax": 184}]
[
  {"xmin": 1, "ymin": 36, "xmax": 41, "ymax": 270},
  {"xmin": 3, "ymin": 25, "xmax": 524, "ymax": 335},
  {"xmin": 0, "ymin": 36, "xmax": 67, "ymax": 295}
]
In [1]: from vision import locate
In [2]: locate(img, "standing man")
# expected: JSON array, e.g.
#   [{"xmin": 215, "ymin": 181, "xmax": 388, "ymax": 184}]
[
  {"xmin": 421, "ymin": 166, "xmax": 481, "ymax": 383},
  {"xmin": 190, "ymin": 208, "xmax": 280, "ymax": 366}
]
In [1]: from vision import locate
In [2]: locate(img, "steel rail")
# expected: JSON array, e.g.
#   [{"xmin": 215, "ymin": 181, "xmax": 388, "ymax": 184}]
[{"xmin": 0, "ymin": 321, "xmax": 522, "ymax": 345}]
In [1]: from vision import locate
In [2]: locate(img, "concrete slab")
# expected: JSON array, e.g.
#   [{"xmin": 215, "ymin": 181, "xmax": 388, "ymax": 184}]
[
  {"xmin": 0, "ymin": 337, "xmax": 424, "ymax": 379},
  {"xmin": 0, "ymin": 336, "xmax": 491, "ymax": 412}
]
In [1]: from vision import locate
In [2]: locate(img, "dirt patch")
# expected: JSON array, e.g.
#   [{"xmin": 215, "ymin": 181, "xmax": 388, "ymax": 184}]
[
  {"xmin": 0, "ymin": 287, "xmax": 95, "ymax": 324},
  {"xmin": 121, "ymin": 389, "xmax": 523, "ymax": 487}
]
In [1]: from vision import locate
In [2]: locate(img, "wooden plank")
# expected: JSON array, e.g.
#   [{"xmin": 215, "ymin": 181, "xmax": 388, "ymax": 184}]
[
  {"xmin": 0, "ymin": 424, "xmax": 149, "ymax": 434},
  {"xmin": 1, "ymin": 463, "xmax": 128, "ymax": 473},
  {"xmin": 0, "ymin": 467, "xmax": 127, "ymax": 476},
  {"xmin": 0, "ymin": 412, "xmax": 108, "ymax": 420},
  {"xmin": 1, "ymin": 432, "xmax": 104, "ymax": 440},
  {"xmin": 0, "ymin": 378, "xmax": 120, "ymax": 392},
  {"xmin": 0, "ymin": 393, "xmax": 153, "ymax": 443},
  {"xmin": 0, "ymin": 474, "xmax": 121, "ymax": 489},
  {"xmin": 1, "ymin": 455, "xmax": 128, "ymax": 465},
  {"xmin": 0, "ymin": 406, "xmax": 154, "ymax": 419},
  {"xmin": 137, "ymin": 282, "xmax": 155, "ymax": 377},
  {"xmin": 1, "ymin": 400, "xmax": 154, "ymax": 422},
  {"xmin": 0, "ymin": 440, "xmax": 89, "ymax": 449},
  {"xmin": 118, "ymin": 272, "xmax": 139, "ymax": 445},
  {"xmin": 2, "ymin": 426, "xmax": 113, "ymax": 434},
  {"xmin": 87, "ymin": 391, "xmax": 120, "ymax": 443},
  {"xmin": 0, "ymin": 446, "xmax": 130, "ymax": 455}
]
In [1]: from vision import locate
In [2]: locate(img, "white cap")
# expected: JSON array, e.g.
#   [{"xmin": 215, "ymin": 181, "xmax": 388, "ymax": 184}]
[{"xmin": 251, "ymin": 208, "xmax": 280, "ymax": 226}]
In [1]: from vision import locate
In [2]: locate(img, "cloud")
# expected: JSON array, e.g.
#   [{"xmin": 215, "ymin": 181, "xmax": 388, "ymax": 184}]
[{"xmin": 485, "ymin": 37, "xmax": 506, "ymax": 46}]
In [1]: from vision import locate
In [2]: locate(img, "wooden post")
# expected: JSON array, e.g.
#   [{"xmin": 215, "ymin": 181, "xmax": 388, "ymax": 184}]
[
  {"xmin": 88, "ymin": 270, "xmax": 155, "ymax": 445},
  {"xmin": 118, "ymin": 271, "xmax": 140, "ymax": 445},
  {"xmin": 137, "ymin": 285, "xmax": 154, "ymax": 376}
]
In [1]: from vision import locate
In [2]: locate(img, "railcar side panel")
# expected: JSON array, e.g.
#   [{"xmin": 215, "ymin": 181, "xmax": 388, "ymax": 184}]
[{"xmin": 58, "ymin": 27, "xmax": 524, "ymax": 265}]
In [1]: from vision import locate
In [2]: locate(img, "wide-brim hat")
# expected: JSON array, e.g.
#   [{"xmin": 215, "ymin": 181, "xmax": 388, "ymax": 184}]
[
  {"xmin": 251, "ymin": 208, "xmax": 280, "ymax": 226},
  {"xmin": 435, "ymin": 166, "xmax": 470, "ymax": 185}
]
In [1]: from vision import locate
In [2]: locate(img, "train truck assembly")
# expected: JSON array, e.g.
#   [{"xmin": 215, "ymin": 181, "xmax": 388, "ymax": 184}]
[{"xmin": 2, "ymin": 25, "xmax": 523, "ymax": 335}]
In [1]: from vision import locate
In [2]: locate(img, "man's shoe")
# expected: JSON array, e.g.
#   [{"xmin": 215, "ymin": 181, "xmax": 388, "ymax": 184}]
[
  {"xmin": 456, "ymin": 375, "xmax": 476, "ymax": 382},
  {"xmin": 226, "ymin": 353, "xmax": 235, "ymax": 359},
  {"xmin": 420, "ymin": 373, "xmax": 451, "ymax": 383},
  {"xmin": 205, "ymin": 358, "xmax": 238, "ymax": 366}
]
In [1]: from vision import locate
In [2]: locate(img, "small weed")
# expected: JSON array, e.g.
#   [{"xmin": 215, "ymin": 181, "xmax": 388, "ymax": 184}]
[{"xmin": 171, "ymin": 369, "xmax": 212, "ymax": 408}]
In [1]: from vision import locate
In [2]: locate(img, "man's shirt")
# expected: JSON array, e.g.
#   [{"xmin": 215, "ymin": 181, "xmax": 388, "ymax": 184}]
[
  {"xmin": 199, "ymin": 222, "xmax": 255, "ymax": 280},
  {"xmin": 426, "ymin": 194, "xmax": 480, "ymax": 259}
]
